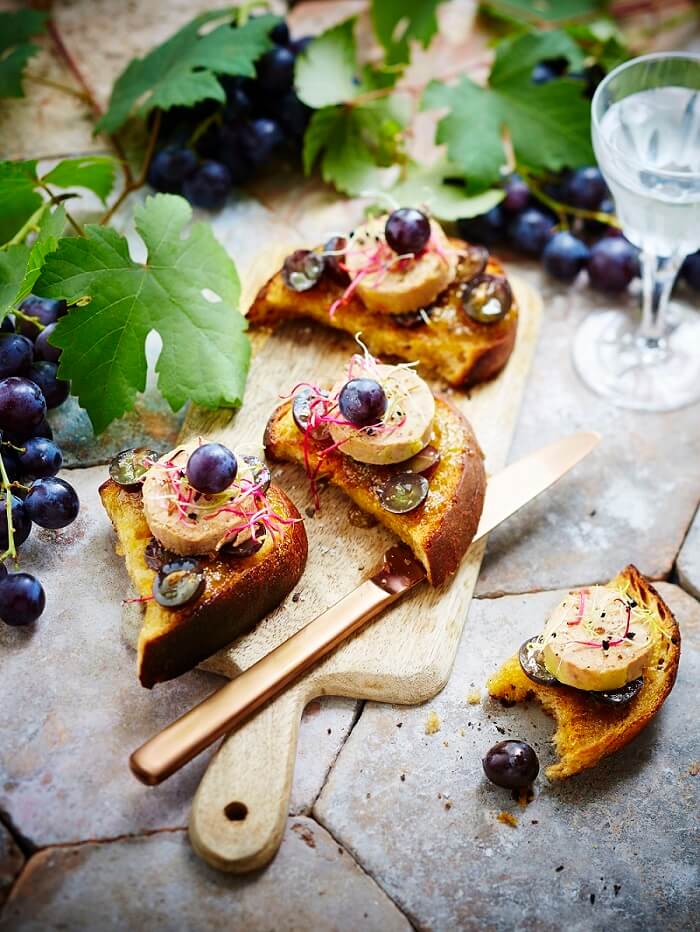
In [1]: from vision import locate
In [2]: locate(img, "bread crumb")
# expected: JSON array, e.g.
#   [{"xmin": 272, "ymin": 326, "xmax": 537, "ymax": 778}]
[
  {"xmin": 466, "ymin": 689, "xmax": 481, "ymax": 705},
  {"xmin": 459, "ymin": 728, "xmax": 465, "ymax": 737},
  {"xmin": 688, "ymin": 761, "xmax": 700, "ymax": 776},
  {"xmin": 443, "ymin": 739, "xmax": 449, "ymax": 747},
  {"xmin": 425, "ymin": 710, "xmax": 441, "ymax": 735},
  {"xmin": 497, "ymin": 811, "xmax": 519, "ymax": 828}
]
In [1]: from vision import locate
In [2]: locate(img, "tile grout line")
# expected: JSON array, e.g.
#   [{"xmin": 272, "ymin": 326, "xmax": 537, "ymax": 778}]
[
  {"xmin": 302, "ymin": 699, "xmax": 365, "ymax": 816},
  {"xmin": 306, "ymin": 811, "xmax": 421, "ymax": 932},
  {"xmin": 0, "ymin": 825, "xmax": 188, "ymax": 922}
]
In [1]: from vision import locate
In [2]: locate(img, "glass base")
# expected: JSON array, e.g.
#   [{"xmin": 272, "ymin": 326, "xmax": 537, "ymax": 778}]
[{"xmin": 573, "ymin": 305, "xmax": 700, "ymax": 411}]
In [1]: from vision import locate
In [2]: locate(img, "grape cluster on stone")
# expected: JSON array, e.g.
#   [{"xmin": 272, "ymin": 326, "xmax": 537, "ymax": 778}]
[
  {"xmin": 0, "ymin": 295, "xmax": 79, "ymax": 627},
  {"xmin": 458, "ymin": 167, "xmax": 700, "ymax": 295},
  {"xmin": 147, "ymin": 19, "xmax": 311, "ymax": 211}
]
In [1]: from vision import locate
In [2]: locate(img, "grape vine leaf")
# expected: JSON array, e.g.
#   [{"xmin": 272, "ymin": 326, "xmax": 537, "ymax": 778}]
[
  {"xmin": 295, "ymin": 19, "xmax": 359, "ymax": 108},
  {"xmin": 0, "ymin": 205, "xmax": 65, "ymax": 318},
  {"xmin": 0, "ymin": 161, "xmax": 42, "ymax": 245},
  {"xmin": 0, "ymin": 10, "xmax": 47, "ymax": 99},
  {"xmin": 36, "ymin": 194, "xmax": 249, "ymax": 434},
  {"xmin": 42, "ymin": 156, "xmax": 117, "ymax": 204},
  {"xmin": 423, "ymin": 30, "xmax": 591, "ymax": 192},
  {"xmin": 96, "ymin": 12, "xmax": 277, "ymax": 134},
  {"xmin": 297, "ymin": 18, "xmax": 408, "ymax": 195},
  {"xmin": 370, "ymin": 0, "xmax": 446, "ymax": 66},
  {"xmin": 389, "ymin": 162, "xmax": 504, "ymax": 221},
  {"xmin": 480, "ymin": 0, "xmax": 604, "ymax": 25},
  {"xmin": 303, "ymin": 97, "xmax": 408, "ymax": 195}
]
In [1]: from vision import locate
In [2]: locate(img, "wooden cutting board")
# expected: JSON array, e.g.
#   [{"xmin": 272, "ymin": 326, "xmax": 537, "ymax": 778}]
[{"xmin": 123, "ymin": 255, "xmax": 542, "ymax": 872}]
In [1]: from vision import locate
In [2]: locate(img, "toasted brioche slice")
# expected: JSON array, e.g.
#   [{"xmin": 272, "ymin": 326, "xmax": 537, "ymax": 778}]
[
  {"xmin": 249, "ymin": 243, "xmax": 518, "ymax": 388},
  {"xmin": 264, "ymin": 395, "xmax": 485, "ymax": 587},
  {"xmin": 487, "ymin": 566, "xmax": 681, "ymax": 779},
  {"xmin": 100, "ymin": 479, "xmax": 307, "ymax": 688}
]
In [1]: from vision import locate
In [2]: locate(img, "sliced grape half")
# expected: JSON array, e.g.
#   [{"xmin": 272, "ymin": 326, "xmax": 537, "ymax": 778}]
[
  {"xmin": 458, "ymin": 244, "xmax": 489, "ymax": 283},
  {"xmin": 518, "ymin": 636, "xmax": 560, "ymax": 687},
  {"xmin": 590, "ymin": 676, "xmax": 643, "ymax": 707},
  {"xmin": 461, "ymin": 274, "xmax": 512, "ymax": 324},
  {"xmin": 377, "ymin": 472, "xmax": 429, "ymax": 514},
  {"xmin": 282, "ymin": 250, "xmax": 325, "ymax": 292},
  {"xmin": 110, "ymin": 447, "xmax": 159, "ymax": 488},
  {"xmin": 153, "ymin": 558, "xmax": 205, "ymax": 608},
  {"xmin": 241, "ymin": 455, "xmax": 271, "ymax": 494}
]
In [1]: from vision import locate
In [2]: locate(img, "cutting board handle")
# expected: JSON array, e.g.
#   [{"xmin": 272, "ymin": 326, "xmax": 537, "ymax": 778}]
[{"xmin": 189, "ymin": 678, "xmax": 312, "ymax": 872}]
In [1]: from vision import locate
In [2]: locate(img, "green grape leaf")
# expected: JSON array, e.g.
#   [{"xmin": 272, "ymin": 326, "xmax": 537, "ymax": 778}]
[
  {"xmin": 42, "ymin": 156, "xmax": 118, "ymax": 204},
  {"xmin": 96, "ymin": 12, "xmax": 277, "ymax": 134},
  {"xmin": 389, "ymin": 163, "xmax": 504, "ymax": 221},
  {"xmin": 0, "ymin": 160, "xmax": 42, "ymax": 245},
  {"xmin": 303, "ymin": 97, "xmax": 407, "ymax": 195},
  {"xmin": 423, "ymin": 30, "xmax": 593, "ymax": 192},
  {"xmin": 295, "ymin": 19, "xmax": 360, "ymax": 108},
  {"xmin": 370, "ymin": 0, "xmax": 446, "ymax": 66},
  {"xmin": 0, "ymin": 10, "xmax": 47, "ymax": 98},
  {"xmin": 480, "ymin": 0, "xmax": 604, "ymax": 24},
  {"xmin": 0, "ymin": 205, "xmax": 65, "ymax": 319},
  {"xmin": 36, "ymin": 194, "xmax": 249, "ymax": 434}
]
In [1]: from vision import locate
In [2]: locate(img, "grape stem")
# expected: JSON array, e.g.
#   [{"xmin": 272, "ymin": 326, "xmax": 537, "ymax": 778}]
[
  {"xmin": 23, "ymin": 72, "xmax": 91, "ymax": 102},
  {"xmin": 37, "ymin": 182, "xmax": 85, "ymax": 238},
  {"xmin": 517, "ymin": 166, "xmax": 621, "ymax": 229},
  {"xmin": 0, "ymin": 453, "xmax": 17, "ymax": 564},
  {"xmin": 99, "ymin": 111, "xmax": 161, "ymax": 226}
]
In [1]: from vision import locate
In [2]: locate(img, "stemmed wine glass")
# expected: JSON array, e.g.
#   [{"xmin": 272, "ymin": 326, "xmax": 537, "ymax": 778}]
[{"xmin": 573, "ymin": 53, "xmax": 700, "ymax": 411}]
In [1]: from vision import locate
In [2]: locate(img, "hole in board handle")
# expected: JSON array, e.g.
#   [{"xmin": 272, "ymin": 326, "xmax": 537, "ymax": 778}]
[{"xmin": 224, "ymin": 801, "xmax": 248, "ymax": 822}]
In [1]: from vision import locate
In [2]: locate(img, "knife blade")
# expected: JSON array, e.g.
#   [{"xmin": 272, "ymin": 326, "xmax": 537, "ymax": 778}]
[{"xmin": 130, "ymin": 431, "xmax": 600, "ymax": 786}]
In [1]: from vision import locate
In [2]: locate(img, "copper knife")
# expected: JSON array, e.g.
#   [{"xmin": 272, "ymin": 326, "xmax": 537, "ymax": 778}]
[{"xmin": 130, "ymin": 430, "xmax": 600, "ymax": 785}]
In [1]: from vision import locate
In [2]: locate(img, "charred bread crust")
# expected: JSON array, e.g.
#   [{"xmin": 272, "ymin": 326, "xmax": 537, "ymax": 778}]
[
  {"xmin": 487, "ymin": 565, "xmax": 681, "ymax": 779},
  {"xmin": 100, "ymin": 479, "xmax": 307, "ymax": 688},
  {"xmin": 264, "ymin": 395, "xmax": 486, "ymax": 587},
  {"xmin": 248, "ymin": 240, "xmax": 518, "ymax": 388}
]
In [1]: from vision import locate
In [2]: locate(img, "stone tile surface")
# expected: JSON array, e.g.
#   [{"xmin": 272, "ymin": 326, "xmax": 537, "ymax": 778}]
[
  {"xmin": 677, "ymin": 506, "xmax": 700, "ymax": 600},
  {"xmin": 315, "ymin": 583, "xmax": 700, "ymax": 931},
  {"xmin": 292, "ymin": 698, "xmax": 359, "ymax": 815},
  {"xmin": 477, "ymin": 263, "xmax": 700, "ymax": 596},
  {"xmin": 0, "ymin": 824, "xmax": 23, "ymax": 908},
  {"xmin": 1, "ymin": 818, "xmax": 411, "ymax": 932}
]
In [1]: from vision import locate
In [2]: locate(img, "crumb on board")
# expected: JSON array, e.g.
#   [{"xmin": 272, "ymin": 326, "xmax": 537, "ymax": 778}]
[
  {"xmin": 497, "ymin": 811, "xmax": 519, "ymax": 828},
  {"xmin": 425, "ymin": 710, "xmax": 441, "ymax": 735},
  {"xmin": 466, "ymin": 689, "xmax": 481, "ymax": 705},
  {"xmin": 688, "ymin": 761, "xmax": 700, "ymax": 776}
]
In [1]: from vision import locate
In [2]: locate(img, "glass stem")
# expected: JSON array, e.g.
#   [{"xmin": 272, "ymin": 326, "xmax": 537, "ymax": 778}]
[{"xmin": 638, "ymin": 251, "xmax": 683, "ymax": 345}]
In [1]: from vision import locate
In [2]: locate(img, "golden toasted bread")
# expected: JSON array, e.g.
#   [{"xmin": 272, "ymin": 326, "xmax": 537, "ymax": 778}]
[
  {"xmin": 100, "ymin": 479, "xmax": 307, "ymax": 688},
  {"xmin": 487, "ymin": 566, "xmax": 681, "ymax": 779},
  {"xmin": 264, "ymin": 395, "xmax": 485, "ymax": 587},
  {"xmin": 248, "ymin": 242, "xmax": 518, "ymax": 388}
]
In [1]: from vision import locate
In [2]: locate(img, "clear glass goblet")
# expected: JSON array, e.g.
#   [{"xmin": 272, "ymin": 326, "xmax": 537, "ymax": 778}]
[{"xmin": 573, "ymin": 53, "xmax": 700, "ymax": 411}]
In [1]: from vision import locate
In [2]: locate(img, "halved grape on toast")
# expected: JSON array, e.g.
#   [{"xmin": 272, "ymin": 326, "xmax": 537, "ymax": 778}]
[
  {"xmin": 264, "ymin": 346, "xmax": 486, "ymax": 587},
  {"xmin": 101, "ymin": 442, "xmax": 307, "ymax": 688},
  {"xmin": 248, "ymin": 208, "xmax": 518, "ymax": 388}
]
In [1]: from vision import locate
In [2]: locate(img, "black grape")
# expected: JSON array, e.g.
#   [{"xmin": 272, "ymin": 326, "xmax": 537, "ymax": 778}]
[
  {"xmin": 0, "ymin": 333, "xmax": 33, "ymax": 378},
  {"xmin": 24, "ymin": 477, "xmax": 80, "ymax": 529},
  {"xmin": 0, "ymin": 378, "xmax": 46, "ymax": 432},
  {"xmin": 0, "ymin": 572, "xmax": 45, "ymax": 626},
  {"xmin": 28, "ymin": 362, "xmax": 69, "ymax": 409}
]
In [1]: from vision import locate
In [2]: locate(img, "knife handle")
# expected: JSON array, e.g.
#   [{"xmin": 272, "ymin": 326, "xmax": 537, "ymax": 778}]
[{"xmin": 130, "ymin": 578, "xmax": 405, "ymax": 785}]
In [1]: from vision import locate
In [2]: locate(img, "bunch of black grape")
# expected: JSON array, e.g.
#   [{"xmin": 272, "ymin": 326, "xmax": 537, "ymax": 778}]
[
  {"xmin": 147, "ymin": 19, "xmax": 312, "ymax": 211},
  {"xmin": 457, "ymin": 167, "xmax": 700, "ymax": 295},
  {"xmin": 0, "ymin": 295, "xmax": 79, "ymax": 627}
]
